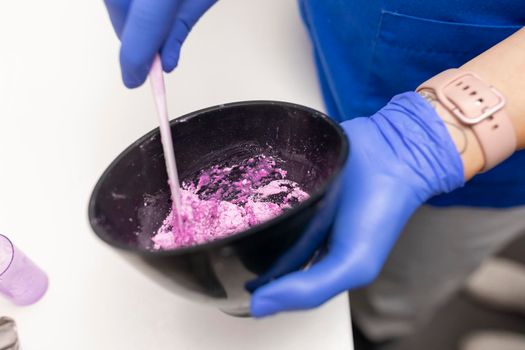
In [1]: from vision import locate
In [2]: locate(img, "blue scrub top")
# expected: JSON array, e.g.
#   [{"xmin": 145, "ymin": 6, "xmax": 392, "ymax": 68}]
[{"xmin": 300, "ymin": 0, "xmax": 525, "ymax": 207}]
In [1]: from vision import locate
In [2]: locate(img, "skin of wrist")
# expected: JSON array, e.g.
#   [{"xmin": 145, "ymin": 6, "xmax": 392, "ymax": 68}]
[{"xmin": 418, "ymin": 89, "xmax": 484, "ymax": 180}]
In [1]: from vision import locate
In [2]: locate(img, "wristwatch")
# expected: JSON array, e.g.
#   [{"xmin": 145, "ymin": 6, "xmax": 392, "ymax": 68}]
[{"xmin": 417, "ymin": 69, "xmax": 517, "ymax": 172}]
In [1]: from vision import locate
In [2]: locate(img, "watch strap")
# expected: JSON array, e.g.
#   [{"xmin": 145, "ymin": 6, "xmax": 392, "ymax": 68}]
[{"xmin": 417, "ymin": 69, "xmax": 516, "ymax": 172}]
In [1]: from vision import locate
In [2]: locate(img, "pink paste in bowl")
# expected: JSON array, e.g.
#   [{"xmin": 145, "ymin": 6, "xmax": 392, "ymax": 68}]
[{"xmin": 151, "ymin": 155, "xmax": 309, "ymax": 250}]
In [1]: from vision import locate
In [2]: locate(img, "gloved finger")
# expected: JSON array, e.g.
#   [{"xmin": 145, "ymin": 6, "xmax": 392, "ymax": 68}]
[
  {"xmin": 104, "ymin": 0, "xmax": 132, "ymax": 38},
  {"xmin": 249, "ymin": 173, "xmax": 368, "ymax": 317},
  {"xmin": 160, "ymin": 19, "xmax": 188, "ymax": 72},
  {"xmin": 250, "ymin": 200, "xmax": 390, "ymax": 319},
  {"xmin": 250, "ymin": 164, "xmax": 418, "ymax": 317},
  {"xmin": 250, "ymin": 242, "xmax": 372, "ymax": 317},
  {"xmin": 119, "ymin": 0, "xmax": 180, "ymax": 88},
  {"xmin": 244, "ymin": 184, "xmax": 340, "ymax": 293},
  {"xmin": 161, "ymin": 0, "xmax": 217, "ymax": 72}
]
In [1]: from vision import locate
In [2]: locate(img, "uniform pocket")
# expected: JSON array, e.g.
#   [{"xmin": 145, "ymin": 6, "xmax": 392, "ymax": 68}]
[{"xmin": 367, "ymin": 10, "xmax": 521, "ymax": 99}]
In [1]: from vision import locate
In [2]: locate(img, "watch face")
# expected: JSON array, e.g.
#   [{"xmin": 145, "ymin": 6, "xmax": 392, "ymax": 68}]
[{"xmin": 418, "ymin": 89, "xmax": 438, "ymax": 109}]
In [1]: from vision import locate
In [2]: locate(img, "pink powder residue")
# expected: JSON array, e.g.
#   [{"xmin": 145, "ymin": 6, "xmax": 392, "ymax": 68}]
[{"xmin": 151, "ymin": 155, "xmax": 309, "ymax": 250}]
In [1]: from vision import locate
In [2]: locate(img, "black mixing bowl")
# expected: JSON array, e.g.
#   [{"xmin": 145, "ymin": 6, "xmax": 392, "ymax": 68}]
[{"xmin": 88, "ymin": 101, "xmax": 349, "ymax": 316}]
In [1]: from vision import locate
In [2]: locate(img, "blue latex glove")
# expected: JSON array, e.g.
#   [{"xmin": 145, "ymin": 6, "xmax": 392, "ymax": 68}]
[
  {"xmin": 251, "ymin": 92, "xmax": 465, "ymax": 317},
  {"xmin": 104, "ymin": 0, "xmax": 217, "ymax": 88}
]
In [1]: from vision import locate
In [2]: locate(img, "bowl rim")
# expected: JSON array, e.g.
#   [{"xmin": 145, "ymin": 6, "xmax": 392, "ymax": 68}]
[{"xmin": 88, "ymin": 100, "xmax": 350, "ymax": 257}]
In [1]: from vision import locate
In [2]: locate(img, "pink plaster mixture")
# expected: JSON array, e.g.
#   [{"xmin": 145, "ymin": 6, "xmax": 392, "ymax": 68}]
[{"xmin": 152, "ymin": 155, "xmax": 309, "ymax": 249}]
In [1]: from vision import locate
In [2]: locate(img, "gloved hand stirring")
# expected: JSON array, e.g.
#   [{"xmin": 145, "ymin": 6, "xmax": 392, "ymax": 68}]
[{"xmin": 105, "ymin": 0, "xmax": 217, "ymax": 88}]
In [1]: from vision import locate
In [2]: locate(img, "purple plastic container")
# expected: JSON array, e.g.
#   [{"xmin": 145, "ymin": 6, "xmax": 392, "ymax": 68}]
[{"xmin": 0, "ymin": 234, "xmax": 48, "ymax": 306}]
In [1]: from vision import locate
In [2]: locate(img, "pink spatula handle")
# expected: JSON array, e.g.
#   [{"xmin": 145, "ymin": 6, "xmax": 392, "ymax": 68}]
[{"xmin": 149, "ymin": 55, "xmax": 183, "ymax": 228}]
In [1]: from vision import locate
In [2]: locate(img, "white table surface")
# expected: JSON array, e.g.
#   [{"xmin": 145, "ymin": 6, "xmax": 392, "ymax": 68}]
[{"xmin": 0, "ymin": 0, "xmax": 353, "ymax": 349}]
